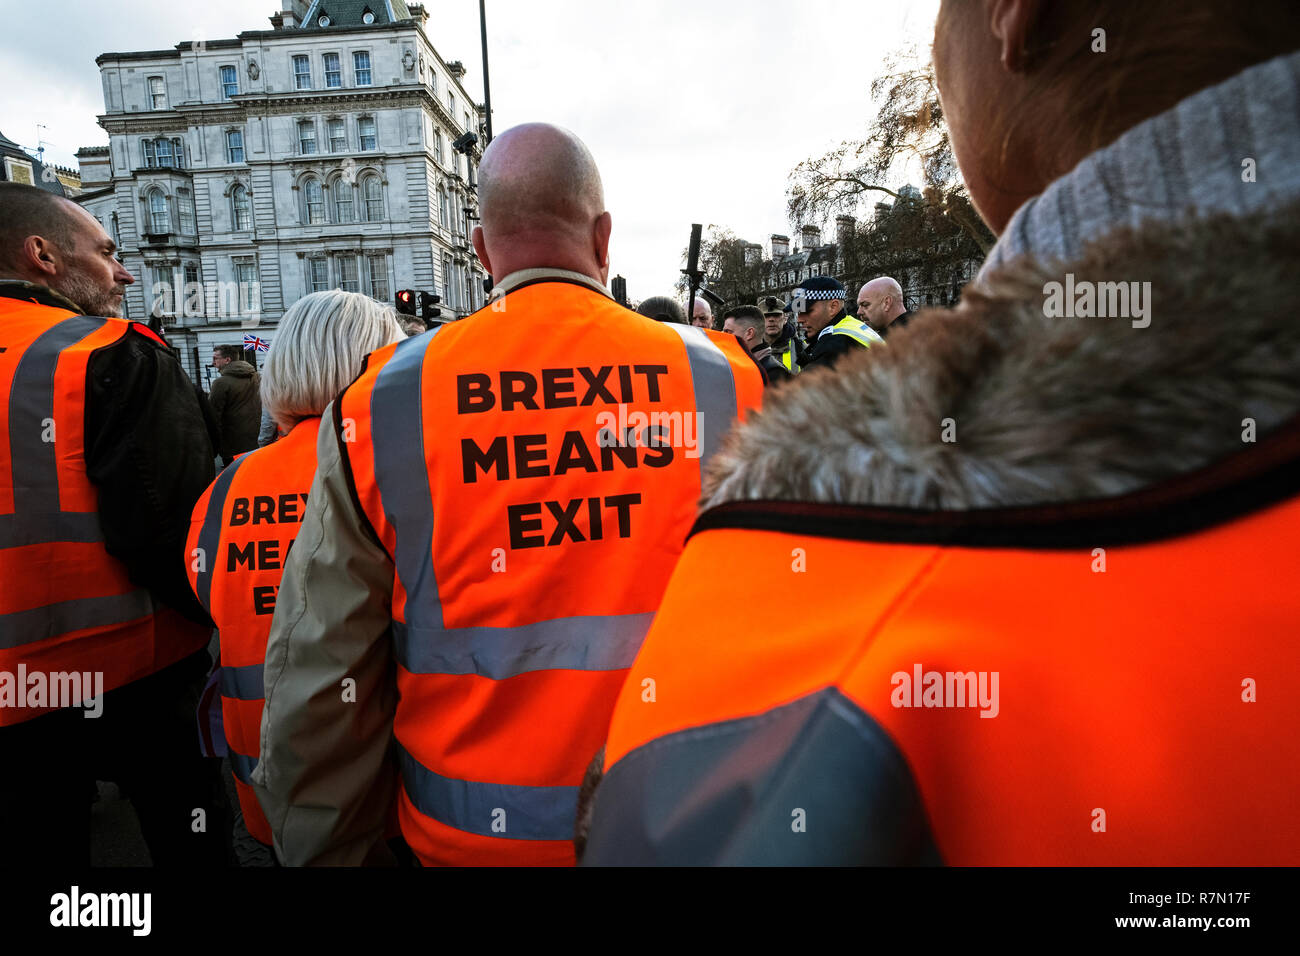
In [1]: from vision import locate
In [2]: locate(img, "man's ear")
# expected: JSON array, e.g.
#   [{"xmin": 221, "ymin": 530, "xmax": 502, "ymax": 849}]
[
  {"xmin": 988, "ymin": 0, "xmax": 1040, "ymax": 73},
  {"xmin": 593, "ymin": 211, "xmax": 612, "ymax": 281},
  {"xmin": 471, "ymin": 225, "xmax": 491, "ymax": 276},
  {"xmin": 23, "ymin": 235, "xmax": 61, "ymax": 279}
]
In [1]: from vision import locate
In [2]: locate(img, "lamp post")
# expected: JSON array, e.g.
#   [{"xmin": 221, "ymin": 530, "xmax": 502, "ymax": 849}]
[{"xmin": 479, "ymin": 0, "xmax": 493, "ymax": 143}]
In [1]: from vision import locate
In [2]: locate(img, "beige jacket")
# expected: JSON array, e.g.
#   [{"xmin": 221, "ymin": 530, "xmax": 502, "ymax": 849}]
[{"xmin": 253, "ymin": 268, "xmax": 609, "ymax": 865}]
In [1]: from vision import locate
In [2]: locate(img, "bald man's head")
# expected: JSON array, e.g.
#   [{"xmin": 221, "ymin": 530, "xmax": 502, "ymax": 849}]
[
  {"xmin": 857, "ymin": 276, "xmax": 906, "ymax": 331},
  {"xmin": 472, "ymin": 123, "xmax": 612, "ymax": 284}
]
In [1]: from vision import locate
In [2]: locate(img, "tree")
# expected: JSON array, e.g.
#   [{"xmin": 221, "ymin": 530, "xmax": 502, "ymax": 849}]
[
  {"xmin": 787, "ymin": 46, "xmax": 993, "ymax": 253},
  {"xmin": 674, "ymin": 225, "xmax": 766, "ymax": 310}
]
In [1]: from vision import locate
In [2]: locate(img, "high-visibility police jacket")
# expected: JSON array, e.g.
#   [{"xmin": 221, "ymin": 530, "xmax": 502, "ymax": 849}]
[
  {"xmin": 0, "ymin": 296, "xmax": 210, "ymax": 725},
  {"xmin": 584, "ymin": 423, "xmax": 1300, "ymax": 865},
  {"xmin": 802, "ymin": 315, "xmax": 884, "ymax": 372},
  {"xmin": 335, "ymin": 277, "xmax": 765, "ymax": 865},
  {"xmin": 185, "ymin": 417, "xmax": 320, "ymax": 845}
]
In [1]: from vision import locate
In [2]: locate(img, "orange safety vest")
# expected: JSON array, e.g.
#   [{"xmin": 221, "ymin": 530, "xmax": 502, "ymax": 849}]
[
  {"xmin": 338, "ymin": 278, "xmax": 765, "ymax": 865},
  {"xmin": 586, "ymin": 419, "xmax": 1300, "ymax": 864},
  {"xmin": 1, "ymin": 297, "xmax": 210, "ymax": 726},
  {"xmin": 185, "ymin": 417, "xmax": 320, "ymax": 846}
]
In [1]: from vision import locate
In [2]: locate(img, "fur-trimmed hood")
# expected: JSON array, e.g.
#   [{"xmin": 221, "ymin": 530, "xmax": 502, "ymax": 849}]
[{"xmin": 702, "ymin": 205, "xmax": 1300, "ymax": 511}]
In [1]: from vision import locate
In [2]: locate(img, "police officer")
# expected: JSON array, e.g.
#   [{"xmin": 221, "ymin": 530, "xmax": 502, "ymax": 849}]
[
  {"xmin": 254, "ymin": 123, "xmax": 765, "ymax": 866},
  {"xmin": 791, "ymin": 276, "xmax": 883, "ymax": 370},
  {"xmin": 759, "ymin": 294, "xmax": 805, "ymax": 374}
]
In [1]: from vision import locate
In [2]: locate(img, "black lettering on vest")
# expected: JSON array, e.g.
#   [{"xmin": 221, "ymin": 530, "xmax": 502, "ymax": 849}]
[
  {"xmin": 500, "ymin": 371, "xmax": 539, "ymax": 411},
  {"xmin": 599, "ymin": 428, "xmax": 638, "ymax": 471},
  {"xmin": 546, "ymin": 498, "xmax": 585, "ymax": 545},
  {"xmin": 541, "ymin": 368, "xmax": 577, "ymax": 407},
  {"xmin": 252, "ymin": 496, "xmax": 275, "ymax": 525},
  {"xmin": 587, "ymin": 496, "xmax": 603, "ymax": 539},
  {"xmin": 278, "ymin": 493, "xmax": 300, "ymax": 523},
  {"xmin": 257, "ymin": 539, "xmax": 281, "ymax": 571},
  {"xmin": 617, "ymin": 365, "xmax": 633, "ymax": 402},
  {"xmin": 457, "ymin": 373, "xmax": 495, "ymax": 414},
  {"xmin": 633, "ymin": 365, "xmax": 668, "ymax": 402},
  {"xmin": 642, "ymin": 426, "xmax": 674, "ymax": 468},
  {"xmin": 605, "ymin": 493, "xmax": 641, "ymax": 538},
  {"xmin": 578, "ymin": 366, "xmax": 616, "ymax": 405},
  {"xmin": 554, "ymin": 430, "xmax": 598, "ymax": 476},
  {"xmin": 253, "ymin": 585, "xmax": 278, "ymax": 616},
  {"xmin": 514, "ymin": 434, "xmax": 549, "ymax": 479},
  {"xmin": 229, "ymin": 498, "xmax": 250, "ymax": 526},
  {"xmin": 507, "ymin": 502, "xmax": 545, "ymax": 549},
  {"xmin": 228, "ymin": 540, "xmax": 255, "ymax": 571},
  {"xmin": 462, "ymin": 436, "xmax": 509, "ymax": 483}
]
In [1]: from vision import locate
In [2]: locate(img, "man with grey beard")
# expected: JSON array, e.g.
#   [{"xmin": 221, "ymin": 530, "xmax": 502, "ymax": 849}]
[{"xmin": 0, "ymin": 183, "xmax": 229, "ymax": 866}]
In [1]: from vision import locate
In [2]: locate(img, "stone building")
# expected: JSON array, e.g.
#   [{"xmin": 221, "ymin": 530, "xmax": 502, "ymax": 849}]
[{"xmin": 75, "ymin": 0, "xmax": 487, "ymax": 386}]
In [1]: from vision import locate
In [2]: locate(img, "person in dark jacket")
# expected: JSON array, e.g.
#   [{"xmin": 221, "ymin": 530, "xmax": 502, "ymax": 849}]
[
  {"xmin": 0, "ymin": 182, "xmax": 229, "ymax": 866},
  {"xmin": 856, "ymin": 276, "xmax": 914, "ymax": 337},
  {"xmin": 723, "ymin": 305, "xmax": 791, "ymax": 386},
  {"xmin": 760, "ymin": 295, "xmax": 806, "ymax": 374},
  {"xmin": 793, "ymin": 276, "xmax": 883, "ymax": 371},
  {"xmin": 209, "ymin": 345, "xmax": 262, "ymax": 464}
]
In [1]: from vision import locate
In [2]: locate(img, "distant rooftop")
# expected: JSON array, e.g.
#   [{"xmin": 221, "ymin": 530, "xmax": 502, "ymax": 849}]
[{"xmin": 299, "ymin": 0, "xmax": 411, "ymax": 29}]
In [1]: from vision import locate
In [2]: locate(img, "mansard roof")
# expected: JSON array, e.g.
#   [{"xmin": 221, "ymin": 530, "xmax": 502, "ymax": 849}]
[{"xmin": 301, "ymin": 0, "xmax": 411, "ymax": 29}]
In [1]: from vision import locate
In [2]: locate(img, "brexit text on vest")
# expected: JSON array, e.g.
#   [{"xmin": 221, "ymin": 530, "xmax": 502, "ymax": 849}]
[
  {"xmin": 457, "ymin": 367, "xmax": 701, "ymax": 549},
  {"xmin": 224, "ymin": 492, "xmax": 310, "ymax": 615}
]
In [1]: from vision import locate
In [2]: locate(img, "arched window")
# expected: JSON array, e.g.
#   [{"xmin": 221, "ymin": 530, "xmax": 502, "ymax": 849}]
[
  {"xmin": 361, "ymin": 175, "xmax": 383, "ymax": 222},
  {"xmin": 332, "ymin": 175, "xmax": 354, "ymax": 223},
  {"xmin": 147, "ymin": 189, "xmax": 170, "ymax": 233},
  {"xmin": 231, "ymin": 184, "xmax": 251, "ymax": 231},
  {"xmin": 304, "ymin": 177, "xmax": 325, "ymax": 224}
]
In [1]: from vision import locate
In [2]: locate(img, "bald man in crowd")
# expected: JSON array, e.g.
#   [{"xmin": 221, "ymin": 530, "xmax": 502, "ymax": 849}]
[
  {"xmin": 856, "ymin": 276, "xmax": 913, "ymax": 336},
  {"xmin": 253, "ymin": 123, "xmax": 763, "ymax": 865}
]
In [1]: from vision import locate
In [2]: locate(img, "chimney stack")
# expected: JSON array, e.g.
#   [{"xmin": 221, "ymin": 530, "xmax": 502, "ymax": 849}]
[
  {"xmin": 800, "ymin": 224, "xmax": 821, "ymax": 251},
  {"xmin": 770, "ymin": 233, "xmax": 790, "ymax": 258},
  {"xmin": 836, "ymin": 215, "xmax": 856, "ymax": 247}
]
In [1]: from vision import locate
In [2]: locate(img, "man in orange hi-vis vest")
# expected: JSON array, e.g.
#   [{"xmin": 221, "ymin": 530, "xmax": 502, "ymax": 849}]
[
  {"xmin": 0, "ymin": 182, "xmax": 227, "ymax": 866},
  {"xmin": 254, "ymin": 123, "xmax": 765, "ymax": 865}
]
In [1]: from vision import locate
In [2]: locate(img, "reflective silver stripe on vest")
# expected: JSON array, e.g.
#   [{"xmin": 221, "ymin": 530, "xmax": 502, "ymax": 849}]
[
  {"xmin": 397, "ymin": 742, "xmax": 578, "ymax": 842},
  {"xmin": 193, "ymin": 456, "xmax": 248, "ymax": 615},
  {"xmin": 219, "ymin": 661, "xmax": 265, "ymax": 701},
  {"xmin": 0, "ymin": 589, "xmax": 154, "ymax": 650},
  {"xmin": 0, "ymin": 511, "xmax": 103, "ymax": 549},
  {"xmin": 229, "ymin": 749, "xmax": 258, "ymax": 785},
  {"xmin": 666, "ymin": 324, "xmax": 742, "ymax": 468}
]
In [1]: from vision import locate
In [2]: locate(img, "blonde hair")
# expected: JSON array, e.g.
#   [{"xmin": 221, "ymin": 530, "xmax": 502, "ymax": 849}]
[{"xmin": 261, "ymin": 290, "xmax": 405, "ymax": 430}]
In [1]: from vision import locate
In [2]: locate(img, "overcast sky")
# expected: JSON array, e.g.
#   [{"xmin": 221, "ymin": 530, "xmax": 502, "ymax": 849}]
[{"xmin": 0, "ymin": 0, "xmax": 940, "ymax": 300}]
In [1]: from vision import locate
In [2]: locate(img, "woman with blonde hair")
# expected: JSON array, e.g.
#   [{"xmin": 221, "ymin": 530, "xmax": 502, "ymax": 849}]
[{"xmin": 184, "ymin": 290, "xmax": 403, "ymax": 860}]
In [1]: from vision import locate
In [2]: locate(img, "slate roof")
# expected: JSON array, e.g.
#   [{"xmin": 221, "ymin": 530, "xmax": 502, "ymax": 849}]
[
  {"xmin": 301, "ymin": 0, "xmax": 411, "ymax": 28},
  {"xmin": 0, "ymin": 129, "xmax": 66, "ymax": 196}
]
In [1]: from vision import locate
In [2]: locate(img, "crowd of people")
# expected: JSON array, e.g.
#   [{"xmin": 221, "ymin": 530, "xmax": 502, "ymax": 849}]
[{"xmin": 1, "ymin": 0, "xmax": 1297, "ymax": 868}]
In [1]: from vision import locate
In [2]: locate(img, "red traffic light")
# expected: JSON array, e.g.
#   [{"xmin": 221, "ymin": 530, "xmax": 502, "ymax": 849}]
[{"xmin": 396, "ymin": 289, "xmax": 417, "ymax": 315}]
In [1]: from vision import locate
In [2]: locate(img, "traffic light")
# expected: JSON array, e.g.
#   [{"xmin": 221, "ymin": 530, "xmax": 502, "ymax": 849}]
[
  {"xmin": 396, "ymin": 289, "xmax": 417, "ymax": 316},
  {"xmin": 419, "ymin": 292, "xmax": 442, "ymax": 321}
]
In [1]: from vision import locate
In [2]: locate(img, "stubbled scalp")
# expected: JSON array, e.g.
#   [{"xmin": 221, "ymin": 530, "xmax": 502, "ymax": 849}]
[{"xmin": 477, "ymin": 123, "xmax": 605, "ymax": 242}]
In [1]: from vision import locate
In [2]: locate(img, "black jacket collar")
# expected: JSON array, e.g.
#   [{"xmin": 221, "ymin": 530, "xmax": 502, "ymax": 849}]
[{"xmin": 0, "ymin": 280, "xmax": 84, "ymax": 314}]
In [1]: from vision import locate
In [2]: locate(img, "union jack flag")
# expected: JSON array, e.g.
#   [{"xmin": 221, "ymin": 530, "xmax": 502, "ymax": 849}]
[{"xmin": 243, "ymin": 333, "xmax": 270, "ymax": 352}]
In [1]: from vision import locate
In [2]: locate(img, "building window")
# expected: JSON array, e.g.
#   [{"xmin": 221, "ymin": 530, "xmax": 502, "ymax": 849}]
[
  {"xmin": 304, "ymin": 178, "xmax": 325, "ymax": 224},
  {"xmin": 298, "ymin": 119, "xmax": 317, "ymax": 154},
  {"xmin": 293, "ymin": 55, "xmax": 311, "ymax": 90},
  {"xmin": 147, "ymin": 189, "xmax": 170, "ymax": 233},
  {"xmin": 183, "ymin": 262, "xmax": 202, "ymax": 316},
  {"xmin": 231, "ymin": 184, "xmax": 251, "ymax": 230},
  {"xmin": 142, "ymin": 139, "xmax": 156, "ymax": 168},
  {"xmin": 361, "ymin": 175, "xmax": 383, "ymax": 221},
  {"xmin": 353, "ymin": 51, "xmax": 372, "ymax": 86},
  {"xmin": 432, "ymin": 129, "xmax": 442, "ymax": 164},
  {"xmin": 429, "ymin": 70, "xmax": 437, "ymax": 95},
  {"xmin": 338, "ymin": 256, "xmax": 359, "ymax": 292},
  {"xmin": 333, "ymin": 177, "xmax": 354, "ymax": 223},
  {"xmin": 156, "ymin": 138, "xmax": 174, "ymax": 168},
  {"xmin": 220, "ymin": 65, "xmax": 238, "ymax": 99},
  {"xmin": 235, "ymin": 260, "xmax": 257, "ymax": 294},
  {"xmin": 308, "ymin": 257, "xmax": 329, "ymax": 293},
  {"xmin": 358, "ymin": 116, "xmax": 376, "ymax": 151},
  {"xmin": 366, "ymin": 254, "xmax": 389, "ymax": 301},
  {"xmin": 226, "ymin": 129, "xmax": 245, "ymax": 164},
  {"xmin": 446, "ymin": 91, "xmax": 454, "ymax": 115},
  {"xmin": 110, "ymin": 213, "xmax": 120, "ymax": 245},
  {"xmin": 323, "ymin": 52, "xmax": 342, "ymax": 88},
  {"xmin": 442, "ymin": 253, "xmax": 454, "ymax": 306},
  {"xmin": 151, "ymin": 266, "xmax": 172, "ymax": 314},
  {"xmin": 178, "ymin": 186, "xmax": 195, "ymax": 234},
  {"xmin": 148, "ymin": 76, "xmax": 167, "ymax": 110},
  {"xmin": 328, "ymin": 118, "xmax": 347, "ymax": 152},
  {"xmin": 438, "ymin": 186, "xmax": 449, "ymax": 228},
  {"xmin": 464, "ymin": 110, "xmax": 471, "ymax": 133}
]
